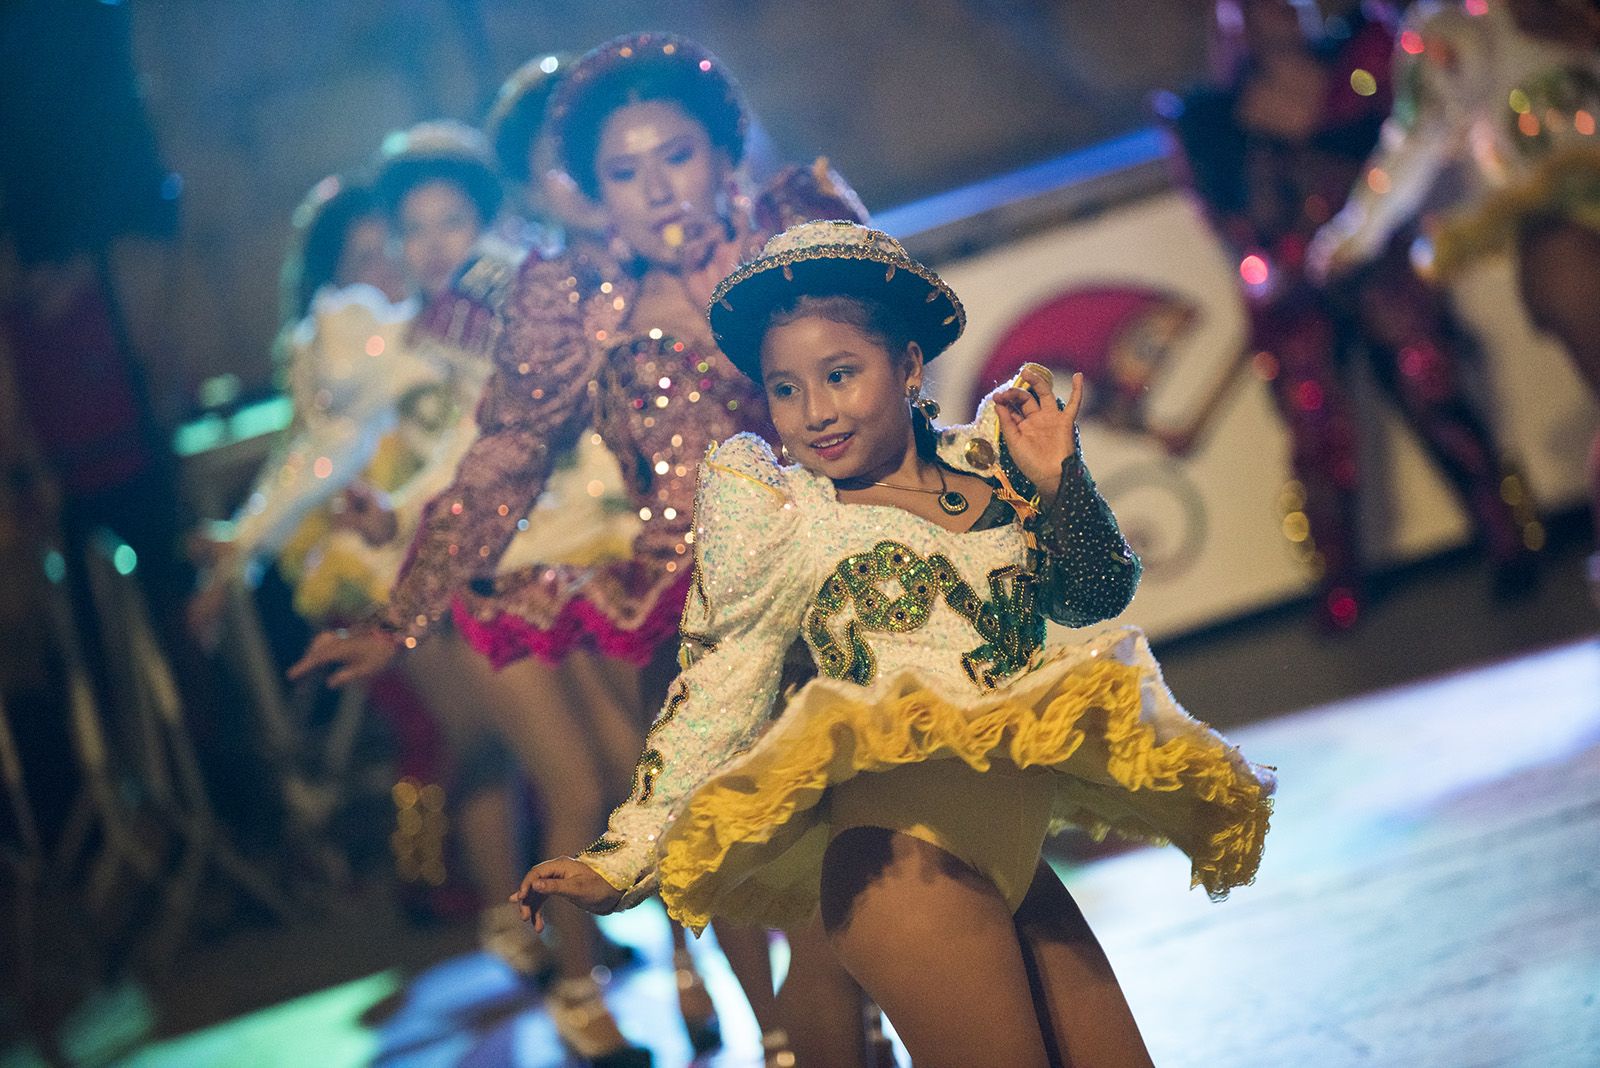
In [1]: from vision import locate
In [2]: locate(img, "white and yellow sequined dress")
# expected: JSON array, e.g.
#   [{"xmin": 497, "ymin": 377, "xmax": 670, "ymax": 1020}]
[{"xmin": 578, "ymin": 409, "xmax": 1275, "ymax": 932}]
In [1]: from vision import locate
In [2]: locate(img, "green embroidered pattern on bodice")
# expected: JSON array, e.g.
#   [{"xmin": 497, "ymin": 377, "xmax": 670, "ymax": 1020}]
[{"xmin": 803, "ymin": 540, "xmax": 1045, "ymax": 690}]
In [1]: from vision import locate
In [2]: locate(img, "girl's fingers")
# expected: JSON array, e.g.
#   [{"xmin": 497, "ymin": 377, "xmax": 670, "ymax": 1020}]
[
  {"xmin": 326, "ymin": 664, "xmax": 361, "ymax": 689},
  {"xmin": 1013, "ymin": 364, "xmax": 1054, "ymax": 401},
  {"xmin": 1063, "ymin": 372, "xmax": 1086, "ymax": 421},
  {"xmin": 287, "ymin": 639, "xmax": 333, "ymax": 680},
  {"xmin": 1003, "ymin": 385, "xmax": 1042, "ymax": 416}
]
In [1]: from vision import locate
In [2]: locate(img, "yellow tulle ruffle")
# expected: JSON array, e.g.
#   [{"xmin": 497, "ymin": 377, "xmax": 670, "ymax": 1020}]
[{"xmin": 656, "ymin": 631, "xmax": 1273, "ymax": 932}]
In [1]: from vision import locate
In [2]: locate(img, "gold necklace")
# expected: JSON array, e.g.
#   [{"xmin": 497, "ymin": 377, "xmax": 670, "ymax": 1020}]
[{"xmin": 868, "ymin": 465, "xmax": 969, "ymax": 516}]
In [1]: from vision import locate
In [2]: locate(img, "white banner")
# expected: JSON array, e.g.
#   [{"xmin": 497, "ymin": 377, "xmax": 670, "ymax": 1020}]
[{"xmin": 921, "ymin": 191, "xmax": 1597, "ymax": 639}]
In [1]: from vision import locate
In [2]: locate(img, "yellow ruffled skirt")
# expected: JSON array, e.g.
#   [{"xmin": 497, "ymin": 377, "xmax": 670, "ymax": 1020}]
[{"xmin": 656, "ymin": 626, "xmax": 1274, "ymax": 933}]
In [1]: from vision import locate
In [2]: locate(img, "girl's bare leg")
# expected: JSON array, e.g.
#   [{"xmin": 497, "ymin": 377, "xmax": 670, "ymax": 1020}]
[
  {"xmin": 1518, "ymin": 216, "xmax": 1600, "ymax": 598},
  {"xmin": 778, "ymin": 913, "xmax": 870, "ymax": 1068},
  {"xmin": 1517, "ymin": 216, "xmax": 1600, "ymax": 401},
  {"xmin": 710, "ymin": 920, "xmax": 780, "ymax": 1034},
  {"xmin": 401, "ymin": 637, "xmax": 520, "ymax": 892},
  {"xmin": 820, "ymin": 826, "xmax": 1050, "ymax": 1068},
  {"xmin": 1014, "ymin": 858, "xmax": 1155, "ymax": 1068},
  {"xmin": 451, "ymin": 646, "xmax": 608, "ymax": 980},
  {"xmin": 563, "ymin": 650, "xmax": 645, "ymax": 799}
]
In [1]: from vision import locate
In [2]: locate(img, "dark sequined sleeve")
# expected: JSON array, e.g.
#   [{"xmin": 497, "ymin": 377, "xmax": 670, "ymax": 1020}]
[
  {"xmin": 1005, "ymin": 438, "xmax": 1141, "ymax": 628},
  {"xmin": 375, "ymin": 252, "xmax": 605, "ymax": 642}
]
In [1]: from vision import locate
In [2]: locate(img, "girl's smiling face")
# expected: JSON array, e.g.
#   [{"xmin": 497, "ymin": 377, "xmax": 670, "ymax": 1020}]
[{"xmin": 759, "ymin": 305, "xmax": 923, "ymax": 483}]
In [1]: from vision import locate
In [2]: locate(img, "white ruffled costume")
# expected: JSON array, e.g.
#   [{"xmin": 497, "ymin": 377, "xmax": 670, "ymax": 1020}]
[{"xmin": 579, "ymin": 405, "xmax": 1275, "ymax": 933}]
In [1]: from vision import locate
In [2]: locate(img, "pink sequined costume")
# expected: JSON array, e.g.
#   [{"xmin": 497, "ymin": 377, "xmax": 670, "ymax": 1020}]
[
  {"xmin": 374, "ymin": 161, "xmax": 869, "ymax": 667},
  {"xmin": 1166, "ymin": 2, "xmax": 1536, "ymax": 627}
]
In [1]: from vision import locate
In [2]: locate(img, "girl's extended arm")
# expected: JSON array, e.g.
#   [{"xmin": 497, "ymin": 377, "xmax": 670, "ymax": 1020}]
[{"xmin": 543, "ymin": 435, "xmax": 810, "ymax": 911}]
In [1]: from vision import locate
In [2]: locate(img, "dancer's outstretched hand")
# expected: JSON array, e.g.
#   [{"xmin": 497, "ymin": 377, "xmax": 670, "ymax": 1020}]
[
  {"xmin": 288, "ymin": 627, "xmax": 398, "ymax": 688},
  {"xmin": 512, "ymin": 858, "xmax": 624, "ymax": 932},
  {"xmin": 994, "ymin": 367, "xmax": 1085, "ymax": 502}
]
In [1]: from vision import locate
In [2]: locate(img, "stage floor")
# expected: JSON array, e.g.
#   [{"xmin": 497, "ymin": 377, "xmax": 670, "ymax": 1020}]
[{"xmin": 53, "ymin": 637, "xmax": 1600, "ymax": 1067}]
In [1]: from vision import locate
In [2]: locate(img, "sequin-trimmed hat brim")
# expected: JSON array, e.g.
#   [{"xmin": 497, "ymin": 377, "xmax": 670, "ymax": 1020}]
[
  {"xmin": 486, "ymin": 54, "xmax": 572, "ymax": 184},
  {"xmin": 375, "ymin": 121, "xmax": 503, "ymax": 223},
  {"xmin": 708, "ymin": 230, "xmax": 965, "ymax": 381}
]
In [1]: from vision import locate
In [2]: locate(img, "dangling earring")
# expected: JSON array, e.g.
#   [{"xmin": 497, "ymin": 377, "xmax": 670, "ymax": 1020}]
[
  {"xmin": 908, "ymin": 384, "xmax": 940, "ymax": 422},
  {"xmin": 780, "ymin": 442, "xmax": 794, "ymax": 463}
]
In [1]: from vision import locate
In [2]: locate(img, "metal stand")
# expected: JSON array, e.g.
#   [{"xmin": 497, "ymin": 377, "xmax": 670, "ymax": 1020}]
[
  {"xmin": 221, "ymin": 577, "xmax": 372, "ymax": 891},
  {"xmin": 64, "ymin": 533, "xmax": 291, "ymax": 969}
]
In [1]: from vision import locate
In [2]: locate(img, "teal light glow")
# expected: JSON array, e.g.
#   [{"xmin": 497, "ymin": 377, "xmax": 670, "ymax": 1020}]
[{"xmin": 117, "ymin": 971, "xmax": 399, "ymax": 1068}]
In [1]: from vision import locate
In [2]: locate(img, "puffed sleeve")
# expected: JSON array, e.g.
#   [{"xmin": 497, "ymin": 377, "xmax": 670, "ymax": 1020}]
[
  {"xmin": 375, "ymin": 251, "xmax": 606, "ymax": 642},
  {"xmin": 1312, "ymin": 3, "xmax": 1481, "ymax": 269},
  {"xmin": 227, "ymin": 288, "xmax": 421, "ymax": 579},
  {"xmin": 575, "ymin": 434, "xmax": 810, "ymax": 907}
]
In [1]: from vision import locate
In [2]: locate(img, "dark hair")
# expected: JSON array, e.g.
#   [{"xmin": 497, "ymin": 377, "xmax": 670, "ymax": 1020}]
[
  {"xmin": 374, "ymin": 157, "xmax": 503, "ymax": 226},
  {"xmin": 765, "ymin": 293, "xmax": 917, "ymax": 364},
  {"xmin": 762, "ymin": 292, "xmax": 940, "ymax": 458},
  {"xmin": 282, "ymin": 181, "xmax": 381, "ymax": 325},
  {"xmin": 560, "ymin": 60, "xmax": 745, "ymax": 198}
]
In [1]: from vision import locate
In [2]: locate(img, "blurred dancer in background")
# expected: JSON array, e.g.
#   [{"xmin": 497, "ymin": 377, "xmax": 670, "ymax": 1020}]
[
  {"xmin": 1309, "ymin": 0, "xmax": 1600, "ymax": 604},
  {"xmin": 1166, "ymin": 0, "xmax": 1538, "ymax": 629},
  {"xmin": 293, "ymin": 31, "xmax": 876, "ymax": 1068},
  {"xmin": 186, "ymin": 176, "xmax": 413, "ymax": 640}
]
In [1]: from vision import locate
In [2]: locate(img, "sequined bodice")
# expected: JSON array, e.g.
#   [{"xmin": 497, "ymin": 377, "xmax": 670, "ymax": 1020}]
[
  {"xmin": 1451, "ymin": 4, "xmax": 1600, "ymax": 180},
  {"xmin": 797, "ymin": 504, "xmax": 1041, "ymax": 695}
]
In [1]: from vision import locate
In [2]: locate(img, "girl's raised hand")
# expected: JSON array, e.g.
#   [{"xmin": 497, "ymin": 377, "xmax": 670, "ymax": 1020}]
[
  {"xmin": 511, "ymin": 857, "xmax": 624, "ymax": 931},
  {"xmin": 994, "ymin": 367, "xmax": 1085, "ymax": 502}
]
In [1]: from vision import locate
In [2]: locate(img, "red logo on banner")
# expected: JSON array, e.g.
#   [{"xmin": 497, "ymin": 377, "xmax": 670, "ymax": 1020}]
[{"xmin": 972, "ymin": 285, "xmax": 1199, "ymax": 441}]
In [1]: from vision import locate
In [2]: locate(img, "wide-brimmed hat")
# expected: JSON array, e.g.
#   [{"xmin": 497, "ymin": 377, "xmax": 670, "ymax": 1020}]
[
  {"xmin": 485, "ymin": 53, "xmax": 572, "ymax": 185},
  {"xmin": 374, "ymin": 120, "xmax": 503, "ymax": 223},
  {"xmin": 547, "ymin": 32, "xmax": 747, "ymax": 197},
  {"xmin": 708, "ymin": 220, "xmax": 966, "ymax": 381}
]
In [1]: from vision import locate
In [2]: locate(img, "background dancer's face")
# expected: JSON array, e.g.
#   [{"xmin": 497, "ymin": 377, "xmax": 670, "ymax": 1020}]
[
  {"xmin": 595, "ymin": 100, "xmax": 728, "ymax": 271},
  {"xmin": 397, "ymin": 179, "xmax": 483, "ymax": 299},
  {"xmin": 335, "ymin": 215, "xmax": 407, "ymax": 301},
  {"xmin": 760, "ymin": 307, "xmax": 923, "ymax": 483}
]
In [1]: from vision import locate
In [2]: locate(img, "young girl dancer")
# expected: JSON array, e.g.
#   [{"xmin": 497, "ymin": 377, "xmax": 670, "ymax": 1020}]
[
  {"xmin": 517, "ymin": 220, "xmax": 1277, "ymax": 1068},
  {"xmin": 185, "ymin": 175, "xmax": 413, "ymax": 641}
]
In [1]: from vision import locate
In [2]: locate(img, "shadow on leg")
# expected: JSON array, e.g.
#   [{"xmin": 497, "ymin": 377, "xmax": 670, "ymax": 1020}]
[
  {"xmin": 821, "ymin": 826, "xmax": 1050, "ymax": 1068},
  {"xmin": 1014, "ymin": 858, "xmax": 1154, "ymax": 1068}
]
